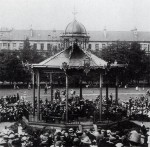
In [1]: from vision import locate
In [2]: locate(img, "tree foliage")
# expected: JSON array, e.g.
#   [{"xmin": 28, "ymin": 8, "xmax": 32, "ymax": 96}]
[{"xmin": 92, "ymin": 41, "xmax": 149, "ymax": 85}]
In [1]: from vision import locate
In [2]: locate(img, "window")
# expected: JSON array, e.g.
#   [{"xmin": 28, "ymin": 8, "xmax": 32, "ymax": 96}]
[
  {"xmin": 19, "ymin": 43, "xmax": 23, "ymax": 49},
  {"xmin": 58, "ymin": 44, "xmax": 60, "ymax": 49},
  {"xmin": 3, "ymin": 43, "xmax": 7, "ymax": 48},
  {"xmin": 95, "ymin": 44, "xmax": 99, "ymax": 50},
  {"xmin": 8, "ymin": 43, "xmax": 10, "ymax": 49},
  {"xmin": 0, "ymin": 43, "xmax": 2, "ymax": 49},
  {"xmin": 47, "ymin": 43, "xmax": 51, "ymax": 50},
  {"xmin": 88, "ymin": 44, "xmax": 91, "ymax": 49},
  {"xmin": 13, "ymin": 43, "xmax": 16, "ymax": 48},
  {"xmin": 33, "ymin": 43, "xmax": 37, "ymax": 49},
  {"xmin": 19, "ymin": 43, "xmax": 23, "ymax": 47},
  {"xmin": 102, "ymin": 44, "xmax": 106, "ymax": 48},
  {"xmin": 40, "ymin": 43, "xmax": 44, "ymax": 50},
  {"xmin": 140, "ymin": 43, "xmax": 148, "ymax": 51}
]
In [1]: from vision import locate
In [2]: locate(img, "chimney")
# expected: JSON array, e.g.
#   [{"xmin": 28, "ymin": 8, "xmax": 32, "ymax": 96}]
[
  {"xmin": 30, "ymin": 29, "xmax": 33, "ymax": 37},
  {"xmin": 30, "ymin": 25, "xmax": 33, "ymax": 37},
  {"xmin": 133, "ymin": 27, "xmax": 138, "ymax": 38},
  {"xmin": 103, "ymin": 26, "xmax": 107, "ymax": 38}
]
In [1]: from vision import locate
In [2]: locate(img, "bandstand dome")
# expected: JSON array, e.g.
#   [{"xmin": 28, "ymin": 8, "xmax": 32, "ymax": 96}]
[{"xmin": 65, "ymin": 19, "xmax": 87, "ymax": 35}]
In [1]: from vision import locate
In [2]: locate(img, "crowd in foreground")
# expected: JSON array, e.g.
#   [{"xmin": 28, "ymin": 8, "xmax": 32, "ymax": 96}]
[{"xmin": 0, "ymin": 121, "xmax": 149, "ymax": 147}]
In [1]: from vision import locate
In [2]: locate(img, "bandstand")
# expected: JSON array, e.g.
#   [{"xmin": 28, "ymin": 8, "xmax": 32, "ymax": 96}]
[{"xmin": 30, "ymin": 19, "xmax": 125, "ymax": 129}]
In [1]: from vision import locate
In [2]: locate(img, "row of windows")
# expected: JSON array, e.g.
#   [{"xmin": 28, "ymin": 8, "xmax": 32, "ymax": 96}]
[
  {"xmin": 0, "ymin": 42, "xmax": 107, "ymax": 50},
  {"xmin": 88, "ymin": 43, "xmax": 106, "ymax": 50},
  {"xmin": 0, "ymin": 42, "xmax": 149, "ymax": 51},
  {"xmin": 0, "ymin": 43, "xmax": 62, "ymax": 50}
]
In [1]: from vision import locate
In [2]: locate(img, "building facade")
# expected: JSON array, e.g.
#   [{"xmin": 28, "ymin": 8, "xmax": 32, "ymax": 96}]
[{"xmin": 0, "ymin": 26, "xmax": 150, "ymax": 54}]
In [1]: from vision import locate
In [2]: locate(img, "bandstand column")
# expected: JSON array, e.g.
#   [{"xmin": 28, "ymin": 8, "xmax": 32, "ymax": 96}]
[
  {"xmin": 37, "ymin": 70, "xmax": 40, "ymax": 121},
  {"xmin": 80, "ymin": 77, "xmax": 82, "ymax": 99},
  {"xmin": 50, "ymin": 73, "xmax": 53, "ymax": 102},
  {"xmin": 65, "ymin": 73, "xmax": 69, "ymax": 123},
  {"xmin": 106, "ymin": 82, "xmax": 109, "ymax": 112},
  {"xmin": 32, "ymin": 71, "xmax": 35, "ymax": 116},
  {"xmin": 115, "ymin": 74, "xmax": 118, "ymax": 105},
  {"xmin": 99, "ymin": 73, "xmax": 103, "ymax": 121}
]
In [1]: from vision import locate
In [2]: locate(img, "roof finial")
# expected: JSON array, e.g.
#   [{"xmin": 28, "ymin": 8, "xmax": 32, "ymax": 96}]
[{"xmin": 72, "ymin": 6, "xmax": 78, "ymax": 20}]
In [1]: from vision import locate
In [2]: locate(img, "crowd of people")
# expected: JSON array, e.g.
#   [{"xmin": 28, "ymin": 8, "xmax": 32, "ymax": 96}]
[
  {"xmin": 0, "ymin": 121, "xmax": 149, "ymax": 147},
  {"xmin": 121, "ymin": 92, "xmax": 150, "ymax": 121},
  {"xmin": 1, "ymin": 88, "xmax": 150, "ymax": 124},
  {"xmin": 0, "ymin": 94, "xmax": 31, "ymax": 122},
  {"xmin": 1, "ymin": 89, "xmax": 150, "ymax": 147},
  {"xmin": 40, "ymin": 92, "xmax": 128, "ymax": 123},
  {"xmin": 0, "ymin": 94, "xmax": 19, "ymax": 105}
]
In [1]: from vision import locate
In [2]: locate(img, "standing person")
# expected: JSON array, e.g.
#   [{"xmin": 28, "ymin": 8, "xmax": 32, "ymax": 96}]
[
  {"xmin": 14, "ymin": 82, "xmax": 16, "ymax": 90},
  {"xmin": 28, "ymin": 83, "xmax": 31, "ymax": 90},
  {"xmin": 18, "ymin": 124, "xmax": 23, "ymax": 137},
  {"xmin": 110, "ymin": 93, "xmax": 113, "ymax": 104}
]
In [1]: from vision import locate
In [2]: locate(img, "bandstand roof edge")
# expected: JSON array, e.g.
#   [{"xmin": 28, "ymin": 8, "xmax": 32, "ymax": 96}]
[{"xmin": 32, "ymin": 46, "xmax": 108, "ymax": 70}]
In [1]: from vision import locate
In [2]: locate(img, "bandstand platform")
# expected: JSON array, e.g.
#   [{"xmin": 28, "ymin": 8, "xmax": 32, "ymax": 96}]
[{"xmin": 28, "ymin": 114, "xmax": 129, "ymax": 130}]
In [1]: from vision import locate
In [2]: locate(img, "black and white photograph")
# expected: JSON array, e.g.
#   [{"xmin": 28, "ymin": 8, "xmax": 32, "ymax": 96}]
[{"xmin": 0, "ymin": 0, "xmax": 150, "ymax": 146}]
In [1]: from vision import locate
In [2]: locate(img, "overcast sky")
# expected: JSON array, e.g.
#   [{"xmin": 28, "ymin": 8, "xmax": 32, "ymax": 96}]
[{"xmin": 0, "ymin": 0, "xmax": 150, "ymax": 31}]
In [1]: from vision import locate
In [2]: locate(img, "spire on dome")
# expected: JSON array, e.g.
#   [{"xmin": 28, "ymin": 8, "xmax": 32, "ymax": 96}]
[{"xmin": 72, "ymin": 6, "xmax": 78, "ymax": 20}]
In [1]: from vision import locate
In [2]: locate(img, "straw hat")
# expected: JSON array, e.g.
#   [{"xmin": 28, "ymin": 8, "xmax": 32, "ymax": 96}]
[
  {"xmin": 128, "ymin": 130, "xmax": 141, "ymax": 144},
  {"xmin": 8, "ymin": 134, "xmax": 15, "ymax": 139},
  {"xmin": 109, "ymin": 136, "xmax": 116, "ymax": 142},
  {"xmin": 55, "ymin": 141, "xmax": 62, "ymax": 147},
  {"xmin": 0, "ymin": 138, "xmax": 6, "ymax": 144},
  {"xmin": 81, "ymin": 136, "xmax": 91, "ymax": 144},
  {"xmin": 115, "ymin": 143, "xmax": 123, "ymax": 147},
  {"xmin": 3, "ymin": 135, "xmax": 9, "ymax": 139},
  {"xmin": 107, "ymin": 130, "xmax": 111, "ymax": 134},
  {"xmin": 69, "ymin": 128, "xmax": 74, "ymax": 133},
  {"xmin": 21, "ymin": 136, "xmax": 27, "ymax": 142}
]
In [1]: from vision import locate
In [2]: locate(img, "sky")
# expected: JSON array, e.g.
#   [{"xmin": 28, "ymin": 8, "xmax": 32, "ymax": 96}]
[{"xmin": 0, "ymin": 0, "xmax": 150, "ymax": 31}]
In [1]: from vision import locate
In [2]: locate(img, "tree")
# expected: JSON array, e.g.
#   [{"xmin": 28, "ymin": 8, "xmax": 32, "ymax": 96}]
[
  {"xmin": 0, "ymin": 52, "xmax": 24, "ymax": 84},
  {"xmin": 21, "ymin": 38, "xmax": 32, "ymax": 63},
  {"xmin": 127, "ymin": 42, "xmax": 147, "ymax": 84},
  {"xmin": 20, "ymin": 38, "xmax": 45, "ymax": 64},
  {"xmin": 92, "ymin": 41, "xmax": 148, "ymax": 85}
]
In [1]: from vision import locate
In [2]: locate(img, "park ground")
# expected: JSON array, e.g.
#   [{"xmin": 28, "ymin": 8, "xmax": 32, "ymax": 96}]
[{"xmin": 0, "ymin": 87, "xmax": 149, "ymax": 102}]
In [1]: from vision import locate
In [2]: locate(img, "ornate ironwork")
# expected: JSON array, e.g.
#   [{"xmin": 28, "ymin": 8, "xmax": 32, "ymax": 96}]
[
  {"xmin": 84, "ymin": 57, "xmax": 90, "ymax": 75},
  {"xmin": 62, "ymin": 62, "xmax": 68, "ymax": 71}
]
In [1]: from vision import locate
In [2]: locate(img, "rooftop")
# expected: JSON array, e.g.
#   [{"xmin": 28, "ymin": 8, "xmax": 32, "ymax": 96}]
[{"xmin": 0, "ymin": 29, "xmax": 150, "ymax": 42}]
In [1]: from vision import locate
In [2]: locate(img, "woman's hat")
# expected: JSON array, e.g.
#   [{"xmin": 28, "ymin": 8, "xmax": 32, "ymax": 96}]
[
  {"xmin": 21, "ymin": 136, "xmax": 27, "ymax": 142},
  {"xmin": 115, "ymin": 143, "xmax": 123, "ymax": 147},
  {"xmin": 81, "ymin": 136, "xmax": 91, "ymax": 144},
  {"xmin": 69, "ymin": 128, "xmax": 74, "ymax": 133},
  {"xmin": 55, "ymin": 141, "xmax": 62, "ymax": 147},
  {"xmin": 8, "ymin": 134, "xmax": 15, "ymax": 139},
  {"xmin": 128, "ymin": 130, "xmax": 141, "ymax": 144},
  {"xmin": 3, "ymin": 135, "xmax": 9, "ymax": 139}
]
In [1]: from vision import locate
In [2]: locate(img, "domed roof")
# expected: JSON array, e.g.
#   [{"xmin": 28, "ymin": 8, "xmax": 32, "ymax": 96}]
[{"xmin": 65, "ymin": 19, "xmax": 87, "ymax": 35}]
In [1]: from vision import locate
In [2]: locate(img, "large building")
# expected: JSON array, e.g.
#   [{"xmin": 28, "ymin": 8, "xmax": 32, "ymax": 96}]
[{"xmin": 0, "ymin": 20, "xmax": 150, "ymax": 54}]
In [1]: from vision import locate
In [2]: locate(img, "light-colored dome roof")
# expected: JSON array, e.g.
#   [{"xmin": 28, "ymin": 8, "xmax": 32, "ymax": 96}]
[{"xmin": 65, "ymin": 19, "xmax": 87, "ymax": 35}]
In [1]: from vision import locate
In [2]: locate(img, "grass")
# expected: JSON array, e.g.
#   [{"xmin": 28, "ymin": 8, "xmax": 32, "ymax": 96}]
[{"xmin": 0, "ymin": 86, "xmax": 149, "ymax": 103}]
